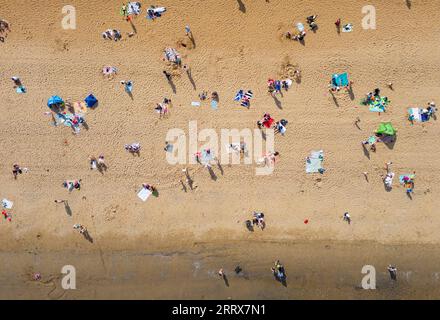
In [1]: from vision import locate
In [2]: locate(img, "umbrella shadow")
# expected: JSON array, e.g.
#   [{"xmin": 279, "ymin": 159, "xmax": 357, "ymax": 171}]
[{"xmin": 347, "ymin": 84, "xmax": 355, "ymax": 101}]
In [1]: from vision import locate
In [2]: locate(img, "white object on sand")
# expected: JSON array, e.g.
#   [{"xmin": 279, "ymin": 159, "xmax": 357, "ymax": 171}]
[
  {"xmin": 1, "ymin": 199, "xmax": 13, "ymax": 209},
  {"xmin": 137, "ymin": 187, "xmax": 152, "ymax": 202}
]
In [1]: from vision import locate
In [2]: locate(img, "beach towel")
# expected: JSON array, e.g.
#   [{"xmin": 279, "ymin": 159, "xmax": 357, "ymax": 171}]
[
  {"xmin": 211, "ymin": 100, "xmax": 218, "ymax": 110},
  {"xmin": 16, "ymin": 86, "xmax": 26, "ymax": 94},
  {"xmin": 306, "ymin": 150, "xmax": 324, "ymax": 173},
  {"xmin": 342, "ymin": 24, "xmax": 353, "ymax": 32},
  {"xmin": 234, "ymin": 90, "xmax": 244, "ymax": 101},
  {"xmin": 244, "ymin": 90, "xmax": 253, "ymax": 100},
  {"xmin": 225, "ymin": 143, "xmax": 241, "ymax": 154},
  {"xmin": 191, "ymin": 101, "xmax": 201, "ymax": 107},
  {"xmin": 1, "ymin": 199, "xmax": 13, "ymax": 209},
  {"xmin": 408, "ymin": 108, "xmax": 429, "ymax": 122},
  {"xmin": 127, "ymin": 2, "xmax": 141, "ymax": 15},
  {"xmin": 137, "ymin": 187, "xmax": 152, "ymax": 202}
]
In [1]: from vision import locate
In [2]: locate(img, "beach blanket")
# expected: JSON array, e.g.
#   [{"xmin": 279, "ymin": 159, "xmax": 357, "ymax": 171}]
[
  {"xmin": 1, "ymin": 199, "xmax": 13, "ymax": 209},
  {"xmin": 137, "ymin": 187, "xmax": 152, "ymax": 202},
  {"xmin": 342, "ymin": 24, "xmax": 353, "ymax": 32},
  {"xmin": 211, "ymin": 100, "xmax": 218, "ymax": 110},
  {"xmin": 191, "ymin": 101, "xmax": 200, "ymax": 107},
  {"xmin": 408, "ymin": 108, "xmax": 429, "ymax": 122},
  {"xmin": 306, "ymin": 150, "xmax": 324, "ymax": 173}
]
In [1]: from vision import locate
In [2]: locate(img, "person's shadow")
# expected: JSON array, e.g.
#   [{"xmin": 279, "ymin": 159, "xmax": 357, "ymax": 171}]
[
  {"xmin": 222, "ymin": 274, "xmax": 230, "ymax": 287},
  {"xmin": 64, "ymin": 202, "xmax": 72, "ymax": 216},
  {"xmin": 208, "ymin": 166, "xmax": 217, "ymax": 181},
  {"xmin": 187, "ymin": 71, "xmax": 196, "ymax": 90},
  {"xmin": 82, "ymin": 230, "xmax": 93, "ymax": 243},
  {"xmin": 361, "ymin": 143, "xmax": 370, "ymax": 160},
  {"xmin": 237, "ymin": 0, "xmax": 246, "ymax": 13},
  {"xmin": 216, "ymin": 159, "xmax": 224, "ymax": 175},
  {"xmin": 330, "ymin": 90, "xmax": 340, "ymax": 107},
  {"xmin": 273, "ymin": 95, "xmax": 282, "ymax": 109},
  {"xmin": 168, "ymin": 79, "xmax": 176, "ymax": 93},
  {"xmin": 406, "ymin": 0, "xmax": 411, "ymax": 9}
]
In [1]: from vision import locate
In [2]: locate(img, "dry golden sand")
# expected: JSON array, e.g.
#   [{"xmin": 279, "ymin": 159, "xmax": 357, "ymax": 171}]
[{"xmin": 1, "ymin": 0, "xmax": 440, "ymax": 298}]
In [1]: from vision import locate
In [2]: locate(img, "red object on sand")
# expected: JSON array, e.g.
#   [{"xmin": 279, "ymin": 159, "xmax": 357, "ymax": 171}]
[
  {"xmin": 263, "ymin": 118, "xmax": 274, "ymax": 128},
  {"xmin": 304, "ymin": 219, "xmax": 309, "ymax": 224}
]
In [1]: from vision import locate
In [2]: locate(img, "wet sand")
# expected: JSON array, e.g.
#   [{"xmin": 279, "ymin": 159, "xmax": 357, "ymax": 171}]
[{"xmin": 2, "ymin": 240, "xmax": 440, "ymax": 299}]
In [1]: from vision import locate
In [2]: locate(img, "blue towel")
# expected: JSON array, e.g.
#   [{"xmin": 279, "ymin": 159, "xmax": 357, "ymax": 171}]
[{"xmin": 234, "ymin": 90, "xmax": 244, "ymax": 101}]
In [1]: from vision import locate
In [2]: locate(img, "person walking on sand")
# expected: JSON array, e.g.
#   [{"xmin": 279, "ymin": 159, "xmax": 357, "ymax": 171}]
[
  {"xmin": 343, "ymin": 212, "xmax": 351, "ymax": 224},
  {"xmin": 387, "ymin": 265, "xmax": 397, "ymax": 280},
  {"xmin": 73, "ymin": 223, "xmax": 87, "ymax": 234},
  {"xmin": 185, "ymin": 25, "xmax": 192, "ymax": 37},
  {"xmin": 12, "ymin": 164, "xmax": 23, "ymax": 179}
]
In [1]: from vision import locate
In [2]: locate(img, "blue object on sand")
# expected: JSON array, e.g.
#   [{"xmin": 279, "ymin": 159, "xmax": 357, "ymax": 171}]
[
  {"xmin": 125, "ymin": 82, "xmax": 133, "ymax": 93},
  {"xmin": 47, "ymin": 95, "xmax": 64, "ymax": 108},
  {"xmin": 332, "ymin": 73, "xmax": 349, "ymax": 87},
  {"xmin": 85, "ymin": 94, "xmax": 98, "ymax": 108},
  {"xmin": 16, "ymin": 86, "xmax": 26, "ymax": 94},
  {"xmin": 211, "ymin": 100, "xmax": 218, "ymax": 110}
]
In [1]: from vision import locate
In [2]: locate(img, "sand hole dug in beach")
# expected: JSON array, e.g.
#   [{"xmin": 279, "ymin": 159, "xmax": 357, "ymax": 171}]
[
  {"xmin": 278, "ymin": 57, "xmax": 300, "ymax": 80},
  {"xmin": 54, "ymin": 38, "xmax": 70, "ymax": 52},
  {"xmin": 176, "ymin": 37, "xmax": 194, "ymax": 50}
]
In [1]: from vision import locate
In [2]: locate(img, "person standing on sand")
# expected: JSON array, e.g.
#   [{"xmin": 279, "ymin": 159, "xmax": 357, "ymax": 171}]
[
  {"xmin": 185, "ymin": 25, "xmax": 192, "ymax": 37},
  {"xmin": 388, "ymin": 265, "xmax": 397, "ymax": 280},
  {"xmin": 343, "ymin": 212, "xmax": 351, "ymax": 224}
]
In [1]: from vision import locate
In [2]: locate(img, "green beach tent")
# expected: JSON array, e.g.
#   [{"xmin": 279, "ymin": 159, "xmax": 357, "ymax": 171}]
[{"xmin": 376, "ymin": 122, "xmax": 396, "ymax": 136}]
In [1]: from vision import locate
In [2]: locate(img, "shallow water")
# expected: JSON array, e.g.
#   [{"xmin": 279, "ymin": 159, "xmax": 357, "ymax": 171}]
[{"xmin": 1, "ymin": 240, "xmax": 440, "ymax": 299}]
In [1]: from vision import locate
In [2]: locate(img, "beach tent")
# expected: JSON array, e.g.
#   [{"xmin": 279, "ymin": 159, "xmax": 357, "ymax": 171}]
[
  {"xmin": 376, "ymin": 122, "xmax": 396, "ymax": 136},
  {"xmin": 47, "ymin": 95, "xmax": 64, "ymax": 108},
  {"xmin": 84, "ymin": 94, "xmax": 98, "ymax": 108},
  {"xmin": 331, "ymin": 73, "xmax": 349, "ymax": 87}
]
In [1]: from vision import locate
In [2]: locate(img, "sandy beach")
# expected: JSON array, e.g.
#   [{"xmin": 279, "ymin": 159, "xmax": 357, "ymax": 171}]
[{"xmin": 1, "ymin": 0, "xmax": 440, "ymax": 299}]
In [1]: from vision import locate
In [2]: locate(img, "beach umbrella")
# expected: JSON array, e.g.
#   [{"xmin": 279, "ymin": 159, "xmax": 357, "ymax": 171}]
[
  {"xmin": 84, "ymin": 94, "xmax": 98, "ymax": 108},
  {"xmin": 47, "ymin": 95, "xmax": 64, "ymax": 108}
]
